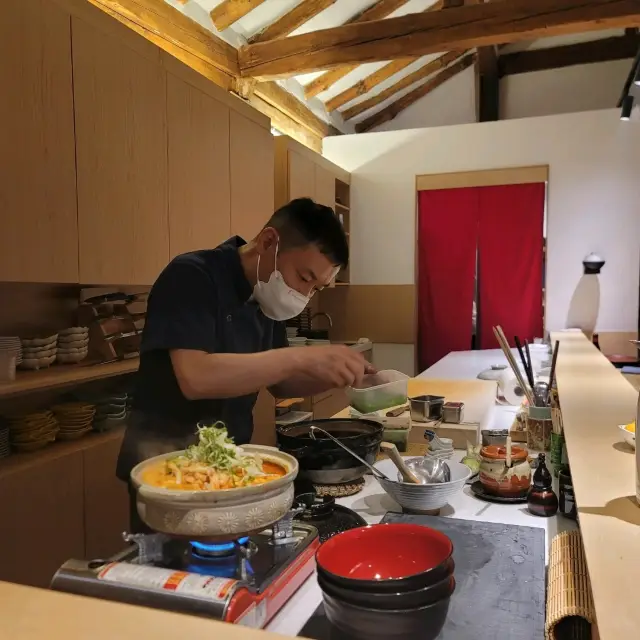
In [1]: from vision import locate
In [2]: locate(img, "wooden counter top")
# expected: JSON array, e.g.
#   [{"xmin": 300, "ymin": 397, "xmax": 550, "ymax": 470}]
[
  {"xmin": 0, "ymin": 581, "xmax": 288, "ymax": 640},
  {"xmin": 552, "ymin": 331, "xmax": 640, "ymax": 640}
]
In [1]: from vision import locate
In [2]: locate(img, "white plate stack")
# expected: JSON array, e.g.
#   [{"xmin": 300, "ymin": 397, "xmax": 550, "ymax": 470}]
[
  {"xmin": 0, "ymin": 336, "xmax": 21, "ymax": 382},
  {"xmin": 57, "ymin": 327, "xmax": 89, "ymax": 364},
  {"xmin": 20, "ymin": 334, "xmax": 57, "ymax": 370}
]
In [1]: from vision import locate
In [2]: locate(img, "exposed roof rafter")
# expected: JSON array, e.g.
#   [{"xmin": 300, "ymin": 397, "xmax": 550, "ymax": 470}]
[
  {"xmin": 239, "ymin": 0, "xmax": 640, "ymax": 79},
  {"xmin": 210, "ymin": 0, "xmax": 267, "ymax": 32},
  {"xmin": 341, "ymin": 50, "xmax": 463, "ymax": 120},
  {"xmin": 356, "ymin": 53, "xmax": 476, "ymax": 132},
  {"xmin": 248, "ymin": 0, "xmax": 336, "ymax": 45}
]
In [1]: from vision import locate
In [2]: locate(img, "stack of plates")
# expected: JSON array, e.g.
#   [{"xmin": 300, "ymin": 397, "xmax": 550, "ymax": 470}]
[
  {"xmin": 20, "ymin": 334, "xmax": 58, "ymax": 370},
  {"xmin": 57, "ymin": 327, "xmax": 89, "ymax": 364},
  {"xmin": 51, "ymin": 402, "xmax": 96, "ymax": 441},
  {"xmin": 286, "ymin": 327, "xmax": 299, "ymax": 339},
  {"xmin": 288, "ymin": 337, "xmax": 308, "ymax": 347},
  {"xmin": 5, "ymin": 411, "xmax": 59, "ymax": 453},
  {"xmin": 0, "ymin": 425, "xmax": 10, "ymax": 460},
  {"xmin": 0, "ymin": 336, "xmax": 22, "ymax": 365},
  {"xmin": 93, "ymin": 391, "xmax": 129, "ymax": 432}
]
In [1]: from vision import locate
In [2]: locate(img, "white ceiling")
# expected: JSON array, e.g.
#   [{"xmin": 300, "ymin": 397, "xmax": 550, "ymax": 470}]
[{"xmin": 165, "ymin": 0, "xmax": 628, "ymax": 133}]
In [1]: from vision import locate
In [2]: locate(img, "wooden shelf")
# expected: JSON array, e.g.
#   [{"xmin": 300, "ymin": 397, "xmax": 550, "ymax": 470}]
[
  {"xmin": 0, "ymin": 359, "xmax": 139, "ymax": 399},
  {"xmin": 0, "ymin": 427, "xmax": 124, "ymax": 479},
  {"xmin": 335, "ymin": 202, "xmax": 350, "ymax": 211}
]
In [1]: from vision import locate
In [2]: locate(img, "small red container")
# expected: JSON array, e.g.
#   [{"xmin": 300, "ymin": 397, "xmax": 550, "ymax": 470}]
[{"xmin": 315, "ymin": 523, "xmax": 454, "ymax": 592}]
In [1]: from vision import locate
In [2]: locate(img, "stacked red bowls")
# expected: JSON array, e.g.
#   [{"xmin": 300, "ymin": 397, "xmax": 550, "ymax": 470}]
[{"xmin": 315, "ymin": 523, "xmax": 455, "ymax": 639}]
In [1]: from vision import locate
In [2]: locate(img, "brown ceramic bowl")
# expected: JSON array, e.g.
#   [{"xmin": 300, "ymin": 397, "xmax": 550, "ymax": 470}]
[{"xmin": 479, "ymin": 444, "xmax": 531, "ymax": 497}]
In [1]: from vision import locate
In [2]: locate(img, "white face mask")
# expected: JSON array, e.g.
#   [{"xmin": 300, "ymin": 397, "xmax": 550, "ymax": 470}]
[{"xmin": 252, "ymin": 245, "xmax": 310, "ymax": 321}]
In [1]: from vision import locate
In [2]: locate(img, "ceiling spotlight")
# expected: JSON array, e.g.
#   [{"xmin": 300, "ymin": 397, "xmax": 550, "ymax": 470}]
[{"xmin": 621, "ymin": 95, "xmax": 634, "ymax": 121}]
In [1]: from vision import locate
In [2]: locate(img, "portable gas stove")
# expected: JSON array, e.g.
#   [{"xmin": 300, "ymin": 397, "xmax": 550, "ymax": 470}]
[{"xmin": 51, "ymin": 511, "xmax": 319, "ymax": 629}]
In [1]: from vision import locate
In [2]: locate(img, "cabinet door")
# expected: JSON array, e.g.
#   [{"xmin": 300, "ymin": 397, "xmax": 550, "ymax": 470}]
[
  {"xmin": 230, "ymin": 112, "xmax": 274, "ymax": 240},
  {"xmin": 315, "ymin": 166, "xmax": 335, "ymax": 209},
  {"xmin": 0, "ymin": 0, "xmax": 78, "ymax": 282},
  {"xmin": 167, "ymin": 74, "xmax": 231, "ymax": 257},
  {"xmin": 313, "ymin": 389, "xmax": 349, "ymax": 420},
  {"xmin": 288, "ymin": 150, "xmax": 315, "ymax": 201},
  {"xmin": 0, "ymin": 453, "xmax": 84, "ymax": 587},
  {"xmin": 83, "ymin": 436, "xmax": 130, "ymax": 559},
  {"xmin": 73, "ymin": 18, "xmax": 169, "ymax": 284}
]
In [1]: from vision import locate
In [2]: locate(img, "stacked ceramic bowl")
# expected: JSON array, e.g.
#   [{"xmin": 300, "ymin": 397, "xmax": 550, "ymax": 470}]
[
  {"xmin": 373, "ymin": 457, "xmax": 471, "ymax": 513},
  {"xmin": 57, "ymin": 327, "xmax": 89, "ymax": 364},
  {"xmin": 51, "ymin": 402, "xmax": 96, "ymax": 441},
  {"xmin": 20, "ymin": 334, "xmax": 58, "ymax": 370},
  {"xmin": 425, "ymin": 435, "xmax": 454, "ymax": 461},
  {"xmin": 5, "ymin": 410, "xmax": 59, "ymax": 453},
  {"xmin": 0, "ymin": 336, "xmax": 21, "ymax": 382},
  {"xmin": 316, "ymin": 523, "xmax": 455, "ymax": 640},
  {"xmin": 286, "ymin": 327, "xmax": 299, "ymax": 340},
  {"xmin": 92, "ymin": 391, "xmax": 129, "ymax": 432},
  {"xmin": 288, "ymin": 337, "xmax": 307, "ymax": 347},
  {"xmin": 0, "ymin": 424, "xmax": 10, "ymax": 460}
]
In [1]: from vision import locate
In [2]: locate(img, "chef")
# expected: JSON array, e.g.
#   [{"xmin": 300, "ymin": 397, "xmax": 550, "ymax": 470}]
[{"xmin": 117, "ymin": 198, "xmax": 372, "ymax": 531}]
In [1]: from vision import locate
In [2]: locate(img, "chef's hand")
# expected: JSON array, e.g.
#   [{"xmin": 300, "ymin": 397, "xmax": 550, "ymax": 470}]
[{"xmin": 291, "ymin": 345, "xmax": 369, "ymax": 388}]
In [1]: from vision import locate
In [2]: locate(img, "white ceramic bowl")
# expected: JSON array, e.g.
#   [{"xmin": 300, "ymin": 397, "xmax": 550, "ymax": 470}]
[
  {"xmin": 374, "ymin": 458, "xmax": 471, "ymax": 513},
  {"xmin": 619, "ymin": 424, "xmax": 636, "ymax": 450},
  {"xmin": 131, "ymin": 445, "xmax": 299, "ymax": 540}
]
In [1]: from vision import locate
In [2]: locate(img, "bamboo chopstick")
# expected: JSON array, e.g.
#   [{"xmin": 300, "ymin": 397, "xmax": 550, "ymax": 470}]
[{"xmin": 493, "ymin": 325, "xmax": 535, "ymax": 405}]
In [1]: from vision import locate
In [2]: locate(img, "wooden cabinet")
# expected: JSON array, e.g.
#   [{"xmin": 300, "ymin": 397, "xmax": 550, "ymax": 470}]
[
  {"xmin": 0, "ymin": 0, "xmax": 78, "ymax": 283},
  {"xmin": 288, "ymin": 150, "xmax": 316, "ymax": 202},
  {"xmin": 0, "ymin": 452, "xmax": 85, "ymax": 588},
  {"xmin": 83, "ymin": 436, "xmax": 129, "ymax": 560},
  {"xmin": 167, "ymin": 73, "xmax": 231, "ymax": 257},
  {"xmin": 73, "ymin": 18, "xmax": 169, "ymax": 285},
  {"xmin": 230, "ymin": 111, "xmax": 275, "ymax": 240},
  {"xmin": 314, "ymin": 166, "xmax": 336, "ymax": 209},
  {"xmin": 312, "ymin": 389, "xmax": 349, "ymax": 420}
]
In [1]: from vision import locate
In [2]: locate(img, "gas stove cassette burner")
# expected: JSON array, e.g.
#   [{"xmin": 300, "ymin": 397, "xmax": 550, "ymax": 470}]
[{"xmin": 190, "ymin": 537, "xmax": 251, "ymax": 560}]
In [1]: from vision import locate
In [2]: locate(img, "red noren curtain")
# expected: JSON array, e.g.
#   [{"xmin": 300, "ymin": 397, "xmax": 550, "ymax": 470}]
[
  {"xmin": 477, "ymin": 183, "xmax": 545, "ymax": 348},
  {"xmin": 417, "ymin": 188, "xmax": 478, "ymax": 370}
]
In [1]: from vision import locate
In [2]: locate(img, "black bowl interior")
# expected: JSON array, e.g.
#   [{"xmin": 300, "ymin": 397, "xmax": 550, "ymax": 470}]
[
  {"xmin": 318, "ymin": 571, "xmax": 455, "ymax": 611},
  {"xmin": 323, "ymin": 591, "xmax": 450, "ymax": 640},
  {"xmin": 317, "ymin": 555, "xmax": 455, "ymax": 593}
]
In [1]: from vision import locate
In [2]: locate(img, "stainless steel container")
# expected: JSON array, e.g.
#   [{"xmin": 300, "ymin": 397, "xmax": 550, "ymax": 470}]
[
  {"xmin": 442, "ymin": 402, "xmax": 464, "ymax": 424},
  {"xmin": 409, "ymin": 395, "xmax": 445, "ymax": 422}
]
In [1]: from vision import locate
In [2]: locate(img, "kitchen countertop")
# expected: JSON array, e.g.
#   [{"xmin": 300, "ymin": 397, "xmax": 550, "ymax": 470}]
[{"xmin": 551, "ymin": 331, "xmax": 640, "ymax": 640}]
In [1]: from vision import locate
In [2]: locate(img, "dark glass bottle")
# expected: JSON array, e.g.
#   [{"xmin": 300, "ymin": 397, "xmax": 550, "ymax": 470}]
[{"xmin": 527, "ymin": 453, "xmax": 558, "ymax": 517}]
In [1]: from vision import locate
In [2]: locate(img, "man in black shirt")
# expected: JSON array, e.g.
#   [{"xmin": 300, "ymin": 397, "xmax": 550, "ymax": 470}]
[{"xmin": 117, "ymin": 198, "xmax": 371, "ymax": 531}]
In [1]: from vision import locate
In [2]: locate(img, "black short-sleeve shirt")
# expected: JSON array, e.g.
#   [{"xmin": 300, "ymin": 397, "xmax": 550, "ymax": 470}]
[{"xmin": 116, "ymin": 237, "xmax": 287, "ymax": 480}]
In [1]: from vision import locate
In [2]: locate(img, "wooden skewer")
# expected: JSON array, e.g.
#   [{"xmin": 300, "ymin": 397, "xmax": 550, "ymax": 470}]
[{"xmin": 493, "ymin": 325, "xmax": 535, "ymax": 405}]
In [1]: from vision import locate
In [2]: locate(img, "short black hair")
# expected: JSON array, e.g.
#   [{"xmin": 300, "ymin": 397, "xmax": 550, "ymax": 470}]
[{"xmin": 264, "ymin": 198, "xmax": 349, "ymax": 268}]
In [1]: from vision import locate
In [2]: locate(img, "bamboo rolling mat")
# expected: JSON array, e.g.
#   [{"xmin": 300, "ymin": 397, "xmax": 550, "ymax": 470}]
[{"xmin": 546, "ymin": 530, "xmax": 596, "ymax": 640}]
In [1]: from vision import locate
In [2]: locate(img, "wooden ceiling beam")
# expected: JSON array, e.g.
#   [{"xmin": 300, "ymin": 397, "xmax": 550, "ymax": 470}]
[
  {"xmin": 249, "ymin": 0, "xmax": 336, "ymax": 45},
  {"xmin": 302, "ymin": 0, "xmax": 423, "ymax": 99},
  {"xmin": 356, "ymin": 53, "xmax": 476, "ymax": 132},
  {"xmin": 341, "ymin": 50, "xmax": 463, "ymax": 120},
  {"xmin": 499, "ymin": 33, "xmax": 640, "ymax": 76},
  {"xmin": 239, "ymin": 0, "xmax": 640, "ymax": 79},
  {"xmin": 210, "ymin": 0, "xmax": 267, "ymax": 32}
]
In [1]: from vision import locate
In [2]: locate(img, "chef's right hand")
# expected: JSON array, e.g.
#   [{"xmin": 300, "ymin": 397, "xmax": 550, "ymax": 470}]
[{"xmin": 292, "ymin": 345, "xmax": 368, "ymax": 388}]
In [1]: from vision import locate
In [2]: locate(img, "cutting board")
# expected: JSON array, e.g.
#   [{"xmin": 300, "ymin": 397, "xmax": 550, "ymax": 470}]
[{"xmin": 299, "ymin": 514, "xmax": 546, "ymax": 640}]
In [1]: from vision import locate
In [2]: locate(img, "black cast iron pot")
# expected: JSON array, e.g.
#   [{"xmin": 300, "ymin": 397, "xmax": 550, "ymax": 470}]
[{"xmin": 276, "ymin": 418, "xmax": 384, "ymax": 485}]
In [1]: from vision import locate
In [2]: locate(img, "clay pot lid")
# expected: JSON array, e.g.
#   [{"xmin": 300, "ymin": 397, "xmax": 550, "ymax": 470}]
[{"xmin": 480, "ymin": 444, "xmax": 528, "ymax": 461}]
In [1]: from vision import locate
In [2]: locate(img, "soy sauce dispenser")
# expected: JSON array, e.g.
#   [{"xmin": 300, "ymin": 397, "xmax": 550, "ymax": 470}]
[{"xmin": 527, "ymin": 453, "xmax": 558, "ymax": 517}]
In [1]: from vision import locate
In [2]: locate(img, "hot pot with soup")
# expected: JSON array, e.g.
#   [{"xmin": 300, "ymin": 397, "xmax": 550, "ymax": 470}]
[{"xmin": 131, "ymin": 423, "xmax": 298, "ymax": 540}]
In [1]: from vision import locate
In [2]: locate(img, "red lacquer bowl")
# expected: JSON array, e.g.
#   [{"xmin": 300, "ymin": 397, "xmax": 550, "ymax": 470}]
[{"xmin": 316, "ymin": 523, "xmax": 454, "ymax": 592}]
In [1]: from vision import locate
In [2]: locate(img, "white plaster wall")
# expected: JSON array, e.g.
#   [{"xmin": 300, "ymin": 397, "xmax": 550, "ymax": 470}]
[
  {"xmin": 323, "ymin": 109, "xmax": 640, "ymax": 333},
  {"xmin": 501, "ymin": 59, "xmax": 632, "ymax": 120},
  {"xmin": 372, "ymin": 344, "xmax": 417, "ymax": 377}
]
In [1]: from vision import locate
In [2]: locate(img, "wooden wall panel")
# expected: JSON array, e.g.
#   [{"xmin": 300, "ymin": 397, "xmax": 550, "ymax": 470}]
[
  {"xmin": 318, "ymin": 285, "xmax": 416, "ymax": 344},
  {"xmin": 73, "ymin": 16, "xmax": 169, "ymax": 285},
  {"xmin": 230, "ymin": 111, "xmax": 275, "ymax": 240},
  {"xmin": 315, "ymin": 165, "xmax": 336, "ymax": 209},
  {"xmin": 288, "ymin": 150, "xmax": 316, "ymax": 201},
  {"xmin": 83, "ymin": 435, "xmax": 129, "ymax": 559},
  {"xmin": 167, "ymin": 73, "xmax": 231, "ymax": 257},
  {"xmin": 416, "ymin": 165, "xmax": 549, "ymax": 191},
  {"xmin": 0, "ymin": 0, "xmax": 79, "ymax": 283},
  {"xmin": 0, "ymin": 452, "xmax": 84, "ymax": 587}
]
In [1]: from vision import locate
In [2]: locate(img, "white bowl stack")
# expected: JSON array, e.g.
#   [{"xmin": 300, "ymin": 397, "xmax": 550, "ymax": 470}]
[
  {"xmin": 425, "ymin": 435, "xmax": 455, "ymax": 461},
  {"xmin": 288, "ymin": 336, "xmax": 308, "ymax": 347},
  {"xmin": 0, "ymin": 336, "xmax": 22, "ymax": 380},
  {"xmin": 57, "ymin": 327, "xmax": 89, "ymax": 364},
  {"xmin": 20, "ymin": 334, "xmax": 58, "ymax": 370},
  {"xmin": 286, "ymin": 327, "xmax": 299, "ymax": 339}
]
